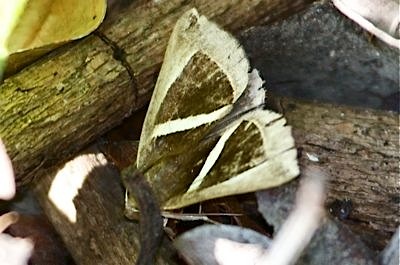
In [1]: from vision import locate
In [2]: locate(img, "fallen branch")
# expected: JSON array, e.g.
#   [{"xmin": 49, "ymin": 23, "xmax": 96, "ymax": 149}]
[
  {"xmin": 0, "ymin": 0, "xmax": 314, "ymax": 185},
  {"xmin": 32, "ymin": 96, "xmax": 399, "ymax": 263}
]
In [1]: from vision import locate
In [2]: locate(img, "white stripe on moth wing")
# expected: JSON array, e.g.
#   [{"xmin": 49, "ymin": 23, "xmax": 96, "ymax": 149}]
[
  {"xmin": 152, "ymin": 105, "xmax": 232, "ymax": 138},
  {"xmin": 187, "ymin": 122, "xmax": 240, "ymax": 192},
  {"xmin": 164, "ymin": 148, "xmax": 299, "ymax": 210},
  {"xmin": 187, "ymin": 109, "xmax": 287, "ymax": 193}
]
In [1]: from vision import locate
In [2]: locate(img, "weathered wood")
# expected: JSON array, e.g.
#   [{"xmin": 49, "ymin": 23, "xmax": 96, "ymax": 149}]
[
  {"xmin": 0, "ymin": 0, "xmax": 314, "ymax": 186},
  {"xmin": 2, "ymin": 0, "xmax": 396, "ymax": 259},
  {"xmin": 102, "ymin": 96, "xmax": 399, "ymax": 251},
  {"xmin": 33, "ymin": 146, "xmax": 177, "ymax": 265},
  {"xmin": 104, "ymin": 96, "xmax": 399, "ymax": 250},
  {"xmin": 32, "ymin": 97, "xmax": 399, "ymax": 264},
  {"xmin": 0, "ymin": 37, "xmax": 134, "ymax": 186},
  {"xmin": 268, "ymin": 96, "xmax": 399, "ymax": 250}
]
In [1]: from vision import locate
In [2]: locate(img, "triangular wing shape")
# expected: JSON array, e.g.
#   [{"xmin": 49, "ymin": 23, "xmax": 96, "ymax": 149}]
[
  {"xmin": 163, "ymin": 108, "xmax": 298, "ymax": 209},
  {"xmin": 127, "ymin": 9, "xmax": 299, "ymax": 211},
  {"xmin": 137, "ymin": 9, "xmax": 249, "ymax": 170}
]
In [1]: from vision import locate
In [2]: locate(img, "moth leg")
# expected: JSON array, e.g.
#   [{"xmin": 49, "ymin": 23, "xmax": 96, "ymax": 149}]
[{"xmin": 161, "ymin": 211, "xmax": 221, "ymax": 225}]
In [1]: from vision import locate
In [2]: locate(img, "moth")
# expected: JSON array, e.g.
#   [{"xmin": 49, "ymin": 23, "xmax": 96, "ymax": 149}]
[{"xmin": 124, "ymin": 9, "xmax": 299, "ymax": 214}]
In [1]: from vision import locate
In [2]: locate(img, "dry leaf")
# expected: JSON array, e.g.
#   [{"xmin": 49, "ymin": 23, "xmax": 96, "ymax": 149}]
[
  {"xmin": 0, "ymin": 212, "xmax": 34, "ymax": 265},
  {"xmin": 0, "ymin": 0, "xmax": 29, "ymax": 78},
  {"xmin": 174, "ymin": 225, "xmax": 271, "ymax": 265},
  {"xmin": 0, "ymin": 139, "xmax": 16, "ymax": 200},
  {"xmin": 0, "ymin": 233, "xmax": 33, "ymax": 265},
  {"xmin": 5, "ymin": 0, "xmax": 106, "ymax": 75},
  {"xmin": 174, "ymin": 167, "xmax": 326, "ymax": 265}
]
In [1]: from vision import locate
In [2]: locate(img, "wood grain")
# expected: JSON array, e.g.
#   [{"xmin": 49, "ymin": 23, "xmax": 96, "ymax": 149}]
[
  {"xmin": 0, "ymin": 0, "xmax": 314, "ymax": 185},
  {"xmin": 32, "ymin": 97, "xmax": 399, "ymax": 264},
  {"xmin": 33, "ymin": 146, "xmax": 177, "ymax": 265},
  {"xmin": 269, "ymin": 96, "xmax": 399, "ymax": 249}
]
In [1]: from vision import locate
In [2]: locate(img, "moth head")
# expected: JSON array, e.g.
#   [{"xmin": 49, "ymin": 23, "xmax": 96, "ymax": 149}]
[{"xmin": 182, "ymin": 8, "xmax": 199, "ymax": 30}]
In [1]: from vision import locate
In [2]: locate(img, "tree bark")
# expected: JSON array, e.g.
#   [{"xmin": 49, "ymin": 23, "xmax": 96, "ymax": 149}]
[
  {"xmin": 268, "ymin": 96, "xmax": 399, "ymax": 250},
  {"xmin": 33, "ymin": 146, "xmax": 177, "ymax": 265},
  {"xmin": 1, "ymin": 0, "xmax": 397, "ymax": 259},
  {"xmin": 31, "ymin": 96, "xmax": 398, "ymax": 264},
  {"xmin": 0, "ymin": 0, "xmax": 314, "ymax": 186}
]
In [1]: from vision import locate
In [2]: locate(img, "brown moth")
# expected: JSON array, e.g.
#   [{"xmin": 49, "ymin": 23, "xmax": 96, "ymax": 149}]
[{"xmin": 125, "ymin": 8, "xmax": 299, "ymax": 213}]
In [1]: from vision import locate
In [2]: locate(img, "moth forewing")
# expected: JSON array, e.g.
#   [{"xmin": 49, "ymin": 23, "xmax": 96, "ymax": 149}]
[
  {"xmin": 137, "ymin": 9, "xmax": 250, "ymax": 169},
  {"xmin": 165, "ymin": 150, "xmax": 298, "ymax": 210},
  {"xmin": 187, "ymin": 123, "xmax": 241, "ymax": 193},
  {"xmin": 246, "ymin": 110, "xmax": 295, "ymax": 158},
  {"xmin": 186, "ymin": 109, "xmax": 282, "ymax": 193},
  {"xmin": 208, "ymin": 69, "xmax": 266, "ymax": 139},
  {"xmin": 152, "ymin": 107, "xmax": 232, "ymax": 138},
  {"xmin": 126, "ymin": 8, "xmax": 299, "ymax": 214},
  {"xmin": 161, "ymin": 109, "xmax": 298, "ymax": 210}
]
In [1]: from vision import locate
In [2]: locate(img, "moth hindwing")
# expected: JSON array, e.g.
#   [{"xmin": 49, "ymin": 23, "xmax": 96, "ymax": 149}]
[{"xmin": 126, "ymin": 8, "xmax": 299, "ymax": 211}]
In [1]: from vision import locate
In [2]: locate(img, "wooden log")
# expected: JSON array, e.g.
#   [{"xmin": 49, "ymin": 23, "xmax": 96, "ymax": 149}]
[
  {"xmin": 32, "ymin": 96, "xmax": 399, "ymax": 263},
  {"xmin": 33, "ymin": 146, "xmax": 177, "ymax": 265},
  {"xmin": 268, "ymin": 96, "xmax": 399, "ymax": 250},
  {"xmin": 0, "ymin": 0, "xmax": 314, "ymax": 186},
  {"xmin": 0, "ymin": 37, "xmax": 134, "ymax": 186}
]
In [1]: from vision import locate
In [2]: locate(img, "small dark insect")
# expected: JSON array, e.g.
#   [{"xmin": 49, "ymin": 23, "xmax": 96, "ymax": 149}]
[{"xmin": 328, "ymin": 198, "xmax": 353, "ymax": 220}]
